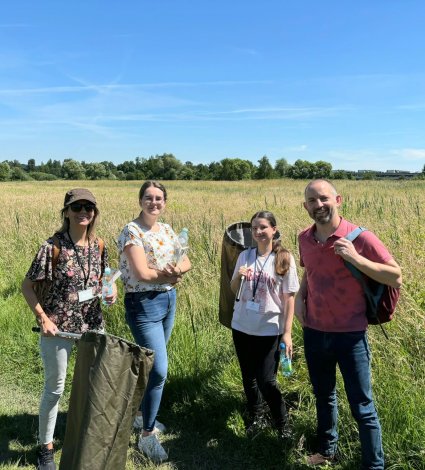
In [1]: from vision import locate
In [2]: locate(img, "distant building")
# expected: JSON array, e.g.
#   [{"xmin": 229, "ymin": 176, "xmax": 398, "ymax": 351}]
[{"xmin": 333, "ymin": 169, "xmax": 420, "ymax": 180}]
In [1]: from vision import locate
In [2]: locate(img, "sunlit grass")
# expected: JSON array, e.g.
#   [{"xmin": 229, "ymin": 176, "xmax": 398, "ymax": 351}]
[{"xmin": 0, "ymin": 179, "xmax": 424, "ymax": 469}]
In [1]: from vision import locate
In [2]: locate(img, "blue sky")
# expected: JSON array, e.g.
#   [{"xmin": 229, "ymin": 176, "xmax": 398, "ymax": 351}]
[{"xmin": 1, "ymin": 1, "xmax": 424, "ymax": 171}]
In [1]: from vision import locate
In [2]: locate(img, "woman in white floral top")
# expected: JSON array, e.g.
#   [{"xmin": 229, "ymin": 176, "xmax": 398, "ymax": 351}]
[{"xmin": 117, "ymin": 181, "xmax": 191, "ymax": 463}]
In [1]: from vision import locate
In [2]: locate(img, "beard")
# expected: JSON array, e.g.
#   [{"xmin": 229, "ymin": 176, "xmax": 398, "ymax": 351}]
[{"xmin": 310, "ymin": 206, "xmax": 334, "ymax": 225}]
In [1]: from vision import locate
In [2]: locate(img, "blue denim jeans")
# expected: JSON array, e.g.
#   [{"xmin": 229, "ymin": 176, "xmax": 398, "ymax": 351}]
[
  {"xmin": 304, "ymin": 327, "xmax": 384, "ymax": 470},
  {"xmin": 125, "ymin": 289, "xmax": 176, "ymax": 432}
]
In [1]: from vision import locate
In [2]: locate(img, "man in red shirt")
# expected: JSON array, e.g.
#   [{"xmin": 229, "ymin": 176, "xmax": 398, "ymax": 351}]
[{"xmin": 296, "ymin": 179, "xmax": 402, "ymax": 469}]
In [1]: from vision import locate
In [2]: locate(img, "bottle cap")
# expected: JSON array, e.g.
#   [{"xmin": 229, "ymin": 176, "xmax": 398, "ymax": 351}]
[
  {"xmin": 279, "ymin": 342, "xmax": 285, "ymax": 350},
  {"xmin": 104, "ymin": 267, "xmax": 111, "ymax": 275}
]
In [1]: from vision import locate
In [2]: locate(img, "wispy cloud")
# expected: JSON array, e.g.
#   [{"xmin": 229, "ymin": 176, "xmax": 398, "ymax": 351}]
[
  {"xmin": 200, "ymin": 106, "xmax": 344, "ymax": 120},
  {"xmin": 231, "ymin": 46, "xmax": 259, "ymax": 56},
  {"xmin": 0, "ymin": 80, "xmax": 273, "ymax": 96},
  {"xmin": 286, "ymin": 144, "xmax": 308, "ymax": 152},
  {"xmin": 396, "ymin": 103, "xmax": 425, "ymax": 110},
  {"xmin": 390, "ymin": 148, "xmax": 425, "ymax": 161}
]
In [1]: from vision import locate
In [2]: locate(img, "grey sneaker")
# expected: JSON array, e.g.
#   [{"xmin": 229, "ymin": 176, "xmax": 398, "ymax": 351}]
[
  {"xmin": 133, "ymin": 415, "xmax": 166, "ymax": 433},
  {"xmin": 138, "ymin": 434, "xmax": 168, "ymax": 463},
  {"xmin": 37, "ymin": 446, "xmax": 56, "ymax": 470}
]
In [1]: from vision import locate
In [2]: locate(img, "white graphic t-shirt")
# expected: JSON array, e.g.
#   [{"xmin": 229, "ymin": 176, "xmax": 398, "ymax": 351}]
[{"xmin": 231, "ymin": 249, "xmax": 299, "ymax": 336}]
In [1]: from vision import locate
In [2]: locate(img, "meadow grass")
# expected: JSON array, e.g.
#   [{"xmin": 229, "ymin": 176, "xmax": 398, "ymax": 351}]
[{"xmin": 0, "ymin": 179, "xmax": 424, "ymax": 469}]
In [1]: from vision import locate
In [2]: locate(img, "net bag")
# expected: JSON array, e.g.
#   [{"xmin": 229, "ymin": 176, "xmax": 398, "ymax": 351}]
[
  {"xmin": 59, "ymin": 331, "xmax": 154, "ymax": 470},
  {"xmin": 219, "ymin": 222, "xmax": 255, "ymax": 328}
]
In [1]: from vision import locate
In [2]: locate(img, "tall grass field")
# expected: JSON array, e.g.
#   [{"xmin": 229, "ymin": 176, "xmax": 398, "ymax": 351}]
[{"xmin": 0, "ymin": 180, "xmax": 424, "ymax": 470}]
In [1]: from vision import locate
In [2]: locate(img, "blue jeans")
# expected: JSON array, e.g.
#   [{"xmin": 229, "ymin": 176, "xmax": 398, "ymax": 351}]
[
  {"xmin": 304, "ymin": 327, "xmax": 384, "ymax": 470},
  {"xmin": 125, "ymin": 289, "xmax": 176, "ymax": 432}
]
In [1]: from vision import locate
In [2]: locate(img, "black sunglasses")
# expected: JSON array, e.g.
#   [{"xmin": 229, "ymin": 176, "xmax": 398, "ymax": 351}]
[{"xmin": 69, "ymin": 202, "xmax": 96, "ymax": 212}]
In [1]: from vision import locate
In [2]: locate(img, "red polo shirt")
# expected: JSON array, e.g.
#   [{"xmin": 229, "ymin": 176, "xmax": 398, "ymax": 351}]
[{"xmin": 298, "ymin": 217, "xmax": 393, "ymax": 332}]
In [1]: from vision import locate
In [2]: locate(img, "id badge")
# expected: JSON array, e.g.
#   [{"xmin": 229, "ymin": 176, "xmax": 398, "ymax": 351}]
[
  {"xmin": 246, "ymin": 300, "xmax": 260, "ymax": 313},
  {"xmin": 78, "ymin": 288, "xmax": 95, "ymax": 303}
]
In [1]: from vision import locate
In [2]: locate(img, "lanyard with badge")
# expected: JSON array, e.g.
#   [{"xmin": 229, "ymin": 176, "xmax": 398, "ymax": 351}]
[
  {"xmin": 246, "ymin": 249, "xmax": 272, "ymax": 313},
  {"xmin": 67, "ymin": 230, "xmax": 94, "ymax": 303}
]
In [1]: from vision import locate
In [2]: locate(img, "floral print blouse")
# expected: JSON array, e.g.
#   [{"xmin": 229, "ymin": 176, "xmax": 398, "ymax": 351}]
[
  {"xmin": 26, "ymin": 232, "xmax": 108, "ymax": 333},
  {"xmin": 117, "ymin": 221, "xmax": 178, "ymax": 293}
]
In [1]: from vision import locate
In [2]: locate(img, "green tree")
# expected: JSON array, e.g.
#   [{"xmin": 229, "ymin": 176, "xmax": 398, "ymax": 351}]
[
  {"xmin": 0, "ymin": 162, "xmax": 11, "ymax": 181},
  {"xmin": 360, "ymin": 171, "xmax": 376, "ymax": 180},
  {"xmin": 194, "ymin": 164, "xmax": 211, "ymax": 180},
  {"xmin": 275, "ymin": 158, "xmax": 290, "ymax": 178},
  {"xmin": 312, "ymin": 160, "xmax": 332, "ymax": 179},
  {"xmin": 117, "ymin": 160, "xmax": 136, "ymax": 175},
  {"xmin": 161, "ymin": 154, "xmax": 182, "ymax": 180},
  {"xmin": 27, "ymin": 158, "xmax": 36, "ymax": 172},
  {"xmin": 255, "ymin": 155, "xmax": 275, "ymax": 179},
  {"xmin": 219, "ymin": 158, "xmax": 253, "ymax": 180},
  {"xmin": 84, "ymin": 163, "xmax": 107, "ymax": 180},
  {"xmin": 40, "ymin": 159, "xmax": 62, "ymax": 177},
  {"xmin": 209, "ymin": 161, "xmax": 223, "ymax": 180},
  {"xmin": 29, "ymin": 171, "xmax": 58, "ymax": 181},
  {"xmin": 113, "ymin": 170, "xmax": 126, "ymax": 180},
  {"xmin": 287, "ymin": 159, "xmax": 314, "ymax": 179},
  {"xmin": 10, "ymin": 167, "xmax": 32, "ymax": 181},
  {"xmin": 62, "ymin": 159, "xmax": 86, "ymax": 179}
]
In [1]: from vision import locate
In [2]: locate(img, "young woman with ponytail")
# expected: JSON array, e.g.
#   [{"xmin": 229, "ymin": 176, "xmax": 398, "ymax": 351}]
[{"xmin": 230, "ymin": 211, "xmax": 299, "ymax": 439}]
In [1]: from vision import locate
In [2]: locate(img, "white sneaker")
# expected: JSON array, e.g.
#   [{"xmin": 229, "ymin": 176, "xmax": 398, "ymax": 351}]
[
  {"xmin": 138, "ymin": 434, "xmax": 168, "ymax": 463},
  {"xmin": 133, "ymin": 415, "xmax": 166, "ymax": 433}
]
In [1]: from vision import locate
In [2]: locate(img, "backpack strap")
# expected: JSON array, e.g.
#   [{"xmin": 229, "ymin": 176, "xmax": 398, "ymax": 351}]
[
  {"xmin": 344, "ymin": 227, "xmax": 368, "ymax": 280},
  {"xmin": 97, "ymin": 237, "xmax": 105, "ymax": 257},
  {"xmin": 343, "ymin": 227, "xmax": 388, "ymax": 338},
  {"xmin": 344, "ymin": 226, "xmax": 369, "ymax": 282},
  {"xmin": 345, "ymin": 226, "xmax": 368, "ymax": 242},
  {"xmin": 51, "ymin": 235, "xmax": 61, "ymax": 273},
  {"xmin": 96, "ymin": 237, "xmax": 105, "ymax": 276}
]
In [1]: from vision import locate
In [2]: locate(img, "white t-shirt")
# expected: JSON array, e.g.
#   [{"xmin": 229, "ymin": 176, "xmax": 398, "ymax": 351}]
[
  {"xmin": 231, "ymin": 249, "xmax": 299, "ymax": 336},
  {"xmin": 117, "ymin": 221, "xmax": 178, "ymax": 292}
]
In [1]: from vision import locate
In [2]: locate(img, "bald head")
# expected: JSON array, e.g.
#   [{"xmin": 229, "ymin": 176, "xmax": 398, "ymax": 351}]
[
  {"xmin": 304, "ymin": 179, "xmax": 337, "ymax": 199},
  {"xmin": 303, "ymin": 179, "xmax": 341, "ymax": 226}
]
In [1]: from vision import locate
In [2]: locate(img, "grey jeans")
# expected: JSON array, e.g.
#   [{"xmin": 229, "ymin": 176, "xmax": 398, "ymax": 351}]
[{"xmin": 39, "ymin": 335, "xmax": 75, "ymax": 444}]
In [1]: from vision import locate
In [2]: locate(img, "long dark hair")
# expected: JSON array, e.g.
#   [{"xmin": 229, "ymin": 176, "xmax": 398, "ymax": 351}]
[
  {"xmin": 139, "ymin": 180, "xmax": 168, "ymax": 201},
  {"xmin": 250, "ymin": 211, "xmax": 291, "ymax": 276}
]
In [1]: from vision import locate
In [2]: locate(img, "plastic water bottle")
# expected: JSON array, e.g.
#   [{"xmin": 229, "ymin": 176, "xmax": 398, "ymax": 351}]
[
  {"xmin": 279, "ymin": 343, "xmax": 292, "ymax": 377},
  {"xmin": 174, "ymin": 228, "xmax": 189, "ymax": 265},
  {"xmin": 177, "ymin": 228, "xmax": 189, "ymax": 249},
  {"xmin": 102, "ymin": 267, "xmax": 113, "ymax": 305}
]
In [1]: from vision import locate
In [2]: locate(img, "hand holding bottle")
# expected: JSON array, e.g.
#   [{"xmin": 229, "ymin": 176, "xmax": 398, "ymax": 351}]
[
  {"xmin": 280, "ymin": 343, "xmax": 293, "ymax": 377},
  {"xmin": 102, "ymin": 267, "xmax": 121, "ymax": 305}
]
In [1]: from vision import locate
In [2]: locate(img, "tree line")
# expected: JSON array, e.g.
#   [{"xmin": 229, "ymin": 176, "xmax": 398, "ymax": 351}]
[{"xmin": 0, "ymin": 154, "xmax": 423, "ymax": 182}]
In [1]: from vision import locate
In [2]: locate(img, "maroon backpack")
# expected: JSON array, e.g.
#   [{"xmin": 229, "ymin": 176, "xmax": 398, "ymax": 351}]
[{"xmin": 345, "ymin": 227, "xmax": 401, "ymax": 339}]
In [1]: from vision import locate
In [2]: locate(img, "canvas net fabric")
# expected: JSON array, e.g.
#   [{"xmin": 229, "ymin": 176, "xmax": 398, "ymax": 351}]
[
  {"xmin": 219, "ymin": 222, "xmax": 255, "ymax": 329},
  {"xmin": 59, "ymin": 332, "xmax": 154, "ymax": 470}
]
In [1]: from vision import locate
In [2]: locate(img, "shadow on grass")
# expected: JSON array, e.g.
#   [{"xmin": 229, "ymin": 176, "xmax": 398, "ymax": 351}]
[
  {"xmin": 139, "ymin": 370, "xmax": 319, "ymax": 470},
  {"xmin": 0, "ymin": 411, "xmax": 67, "ymax": 467}
]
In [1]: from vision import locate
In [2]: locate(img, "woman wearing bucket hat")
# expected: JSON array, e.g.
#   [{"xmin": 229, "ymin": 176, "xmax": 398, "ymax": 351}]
[
  {"xmin": 230, "ymin": 211, "xmax": 299, "ymax": 439},
  {"xmin": 22, "ymin": 188, "xmax": 116, "ymax": 470},
  {"xmin": 117, "ymin": 181, "xmax": 191, "ymax": 463}
]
